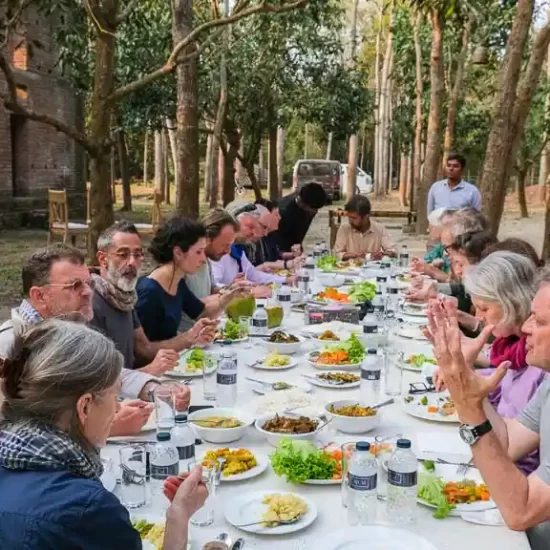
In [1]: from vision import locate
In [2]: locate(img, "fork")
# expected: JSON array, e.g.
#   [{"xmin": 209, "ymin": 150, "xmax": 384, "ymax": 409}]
[{"xmin": 457, "ymin": 458, "xmax": 474, "ymax": 476}]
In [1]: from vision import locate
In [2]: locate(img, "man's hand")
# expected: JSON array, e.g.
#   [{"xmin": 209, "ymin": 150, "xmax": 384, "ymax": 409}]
[
  {"xmin": 160, "ymin": 382, "xmax": 191, "ymax": 411},
  {"xmin": 251, "ymin": 285, "xmax": 272, "ymax": 299},
  {"xmin": 142, "ymin": 349, "xmax": 179, "ymax": 376},
  {"xmin": 109, "ymin": 400, "xmax": 153, "ymax": 437},
  {"xmin": 184, "ymin": 318, "xmax": 218, "ymax": 347},
  {"xmin": 257, "ymin": 262, "xmax": 277, "ymax": 273},
  {"xmin": 410, "ymin": 257, "xmax": 426, "ymax": 273},
  {"xmin": 428, "ymin": 299, "xmax": 509, "ymax": 424},
  {"xmin": 406, "ymin": 281, "xmax": 437, "ymax": 303},
  {"xmin": 164, "ymin": 466, "xmax": 209, "ymax": 517}
]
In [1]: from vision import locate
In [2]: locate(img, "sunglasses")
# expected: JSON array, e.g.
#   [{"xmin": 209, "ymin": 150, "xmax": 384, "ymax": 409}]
[{"xmin": 232, "ymin": 203, "xmax": 258, "ymax": 217}]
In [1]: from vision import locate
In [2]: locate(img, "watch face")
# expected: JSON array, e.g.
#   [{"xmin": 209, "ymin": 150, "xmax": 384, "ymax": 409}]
[{"xmin": 459, "ymin": 425, "xmax": 477, "ymax": 445}]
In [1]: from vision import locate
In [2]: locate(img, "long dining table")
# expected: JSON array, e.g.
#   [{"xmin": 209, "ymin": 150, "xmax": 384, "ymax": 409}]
[{"xmin": 103, "ymin": 296, "xmax": 531, "ymax": 550}]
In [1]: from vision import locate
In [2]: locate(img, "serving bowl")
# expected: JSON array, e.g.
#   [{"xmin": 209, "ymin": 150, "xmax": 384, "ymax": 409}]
[
  {"xmin": 254, "ymin": 412, "xmax": 324, "ymax": 446},
  {"xmin": 260, "ymin": 334, "xmax": 305, "ymax": 355},
  {"xmin": 317, "ymin": 273, "xmax": 345, "ymax": 287},
  {"xmin": 325, "ymin": 399, "xmax": 381, "ymax": 434},
  {"xmin": 188, "ymin": 407, "xmax": 254, "ymax": 444}
]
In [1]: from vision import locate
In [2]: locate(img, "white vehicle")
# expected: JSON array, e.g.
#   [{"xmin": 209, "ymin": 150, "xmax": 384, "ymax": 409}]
[{"xmin": 340, "ymin": 164, "xmax": 373, "ymax": 196}]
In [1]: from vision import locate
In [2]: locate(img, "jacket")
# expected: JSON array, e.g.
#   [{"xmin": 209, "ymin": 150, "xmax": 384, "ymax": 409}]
[{"xmin": 0, "ymin": 466, "xmax": 141, "ymax": 549}]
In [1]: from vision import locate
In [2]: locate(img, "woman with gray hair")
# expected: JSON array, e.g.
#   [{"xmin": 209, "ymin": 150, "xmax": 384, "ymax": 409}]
[
  {"xmin": 0, "ymin": 320, "xmax": 207, "ymax": 549},
  {"xmin": 461, "ymin": 252, "xmax": 544, "ymax": 474}
]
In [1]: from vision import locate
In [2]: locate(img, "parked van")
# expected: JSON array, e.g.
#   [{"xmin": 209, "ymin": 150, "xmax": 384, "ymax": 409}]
[
  {"xmin": 340, "ymin": 164, "xmax": 373, "ymax": 196},
  {"xmin": 292, "ymin": 159, "xmax": 342, "ymax": 201}
]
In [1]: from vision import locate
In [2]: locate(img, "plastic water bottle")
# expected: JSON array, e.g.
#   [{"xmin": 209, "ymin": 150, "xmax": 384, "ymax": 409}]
[
  {"xmin": 276, "ymin": 284, "xmax": 292, "ymax": 315},
  {"xmin": 313, "ymin": 243, "xmax": 323, "ymax": 261},
  {"xmin": 171, "ymin": 414, "xmax": 195, "ymax": 471},
  {"xmin": 372, "ymin": 290, "xmax": 386, "ymax": 325},
  {"xmin": 347, "ymin": 441, "xmax": 378, "ymax": 526},
  {"xmin": 361, "ymin": 311, "xmax": 378, "ymax": 348},
  {"xmin": 320, "ymin": 241, "xmax": 329, "ymax": 256},
  {"xmin": 304, "ymin": 255, "xmax": 316, "ymax": 281},
  {"xmin": 297, "ymin": 267, "xmax": 310, "ymax": 297},
  {"xmin": 216, "ymin": 351, "xmax": 238, "ymax": 407},
  {"xmin": 376, "ymin": 270, "xmax": 389, "ymax": 295},
  {"xmin": 386, "ymin": 439, "xmax": 418, "ymax": 523},
  {"xmin": 361, "ymin": 349, "xmax": 381, "ymax": 404},
  {"xmin": 386, "ymin": 279, "xmax": 400, "ymax": 320},
  {"xmin": 150, "ymin": 432, "xmax": 179, "ymax": 500},
  {"xmin": 251, "ymin": 304, "xmax": 268, "ymax": 335},
  {"xmin": 399, "ymin": 245, "xmax": 409, "ymax": 269}
]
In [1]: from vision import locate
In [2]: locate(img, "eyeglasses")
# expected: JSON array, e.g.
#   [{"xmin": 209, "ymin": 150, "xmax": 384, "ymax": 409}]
[
  {"xmin": 232, "ymin": 203, "xmax": 258, "ymax": 217},
  {"xmin": 46, "ymin": 279, "xmax": 94, "ymax": 293},
  {"xmin": 113, "ymin": 250, "xmax": 144, "ymax": 261}
]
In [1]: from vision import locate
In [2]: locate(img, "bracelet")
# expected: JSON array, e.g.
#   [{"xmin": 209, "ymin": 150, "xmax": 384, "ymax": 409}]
[{"xmin": 283, "ymin": 259, "xmax": 288, "ymax": 269}]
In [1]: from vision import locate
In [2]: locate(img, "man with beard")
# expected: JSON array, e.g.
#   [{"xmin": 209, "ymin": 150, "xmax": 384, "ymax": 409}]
[
  {"xmin": 334, "ymin": 195, "xmax": 396, "ymax": 260},
  {"xmin": 0, "ymin": 244, "xmax": 172, "ymax": 436},
  {"xmin": 92, "ymin": 220, "xmax": 215, "ymax": 373}
]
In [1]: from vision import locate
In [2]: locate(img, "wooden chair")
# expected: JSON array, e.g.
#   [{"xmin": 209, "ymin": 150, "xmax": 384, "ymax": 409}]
[
  {"xmin": 134, "ymin": 191, "xmax": 163, "ymax": 236},
  {"xmin": 48, "ymin": 189, "xmax": 89, "ymax": 246}
]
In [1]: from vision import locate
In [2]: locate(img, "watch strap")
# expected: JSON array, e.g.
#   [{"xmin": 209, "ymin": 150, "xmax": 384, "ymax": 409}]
[{"xmin": 471, "ymin": 419, "xmax": 492, "ymax": 439}]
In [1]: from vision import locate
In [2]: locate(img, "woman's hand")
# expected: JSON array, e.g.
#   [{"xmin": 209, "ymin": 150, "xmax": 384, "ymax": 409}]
[{"xmin": 164, "ymin": 467, "xmax": 208, "ymax": 517}]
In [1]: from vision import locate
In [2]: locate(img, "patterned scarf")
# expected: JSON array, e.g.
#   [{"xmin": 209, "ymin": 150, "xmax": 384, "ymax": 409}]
[
  {"xmin": 17, "ymin": 299, "xmax": 43, "ymax": 325},
  {"xmin": 91, "ymin": 273, "xmax": 137, "ymax": 312},
  {"xmin": 0, "ymin": 422, "xmax": 103, "ymax": 480}
]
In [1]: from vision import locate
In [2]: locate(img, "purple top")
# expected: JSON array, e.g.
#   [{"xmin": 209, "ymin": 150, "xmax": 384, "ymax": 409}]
[
  {"xmin": 209, "ymin": 252, "xmax": 286, "ymax": 286},
  {"xmin": 480, "ymin": 365, "xmax": 546, "ymax": 475}
]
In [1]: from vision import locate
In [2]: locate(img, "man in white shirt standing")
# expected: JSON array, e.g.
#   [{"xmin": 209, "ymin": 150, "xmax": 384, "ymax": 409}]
[{"xmin": 427, "ymin": 153, "xmax": 481, "ymax": 214}]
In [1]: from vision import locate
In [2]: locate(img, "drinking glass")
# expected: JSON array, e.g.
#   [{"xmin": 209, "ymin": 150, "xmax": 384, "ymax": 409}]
[
  {"xmin": 119, "ymin": 445, "xmax": 147, "ymax": 509},
  {"xmin": 373, "ymin": 433, "xmax": 403, "ymax": 465},
  {"xmin": 384, "ymin": 350, "xmax": 404, "ymax": 397},
  {"xmin": 341, "ymin": 442, "xmax": 357, "ymax": 508},
  {"xmin": 187, "ymin": 461, "xmax": 217, "ymax": 526},
  {"xmin": 203, "ymin": 353, "xmax": 218, "ymax": 402},
  {"xmin": 239, "ymin": 316, "xmax": 252, "ymax": 349},
  {"xmin": 154, "ymin": 385, "xmax": 176, "ymax": 432}
]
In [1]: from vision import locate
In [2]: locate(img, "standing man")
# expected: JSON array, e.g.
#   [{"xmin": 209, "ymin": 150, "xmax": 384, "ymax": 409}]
[
  {"xmin": 333, "ymin": 195, "xmax": 396, "ymax": 260},
  {"xmin": 275, "ymin": 182, "xmax": 327, "ymax": 253},
  {"xmin": 427, "ymin": 153, "xmax": 481, "ymax": 214}
]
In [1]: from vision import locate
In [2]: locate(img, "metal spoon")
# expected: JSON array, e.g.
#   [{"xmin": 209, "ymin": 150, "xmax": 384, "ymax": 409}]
[{"xmin": 245, "ymin": 377, "xmax": 294, "ymax": 391}]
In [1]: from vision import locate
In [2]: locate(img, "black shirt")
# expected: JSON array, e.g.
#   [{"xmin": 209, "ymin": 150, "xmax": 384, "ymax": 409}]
[{"xmin": 275, "ymin": 193, "xmax": 316, "ymax": 252}]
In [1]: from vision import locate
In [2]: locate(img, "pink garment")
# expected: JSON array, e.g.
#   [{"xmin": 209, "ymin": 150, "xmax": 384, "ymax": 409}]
[{"xmin": 489, "ymin": 334, "xmax": 528, "ymax": 371}]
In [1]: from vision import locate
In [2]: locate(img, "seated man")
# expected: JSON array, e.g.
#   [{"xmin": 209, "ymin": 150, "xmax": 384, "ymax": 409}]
[
  {"xmin": 0, "ymin": 244, "xmax": 188, "ymax": 436},
  {"xmin": 334, "ymin": 195, "xmax": 396, "ymax": 260},
  {"xmin": 92, "ymin": 220, "xmax": 215, "ymax": 370},
  {"xmin": 209, "ymin": 200, "xmax": 293, "ymax": 296}
]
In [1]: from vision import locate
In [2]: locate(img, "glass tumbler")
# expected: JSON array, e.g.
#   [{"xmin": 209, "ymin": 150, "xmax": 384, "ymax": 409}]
[
  {"xmin": 384, "ymin": 350, "xmax": 404, "ymax": 397},
  {"xmin": 341, "ymin": 442, "xmax": 357, "ymax": 508},
  {"xmin": 119, "ymin": 444, "xmax": 147, "ymax": 509},
  {"xmin": 202, "ymin": 353, "xmax": 218, "ymax": 402},
  {"xmin": 154, "ymin": 384, "xmax": 176, "ymax": 432},
  {"xmin": 239, "ymin": 316, "xmax": 252, "ymax": 349},
  {"xmin": 187, "ymin": 461, "xmax": 217, "ymax": 527}
]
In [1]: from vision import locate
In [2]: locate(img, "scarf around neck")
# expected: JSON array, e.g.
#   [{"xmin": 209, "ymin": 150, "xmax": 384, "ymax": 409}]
[
  {"xmin": 0, "ymin": 422, "xmax": 103, "ymax": 480},
  {"xmin": 92, "ymin": 273, "xmax": 137, "ymax": 312}
]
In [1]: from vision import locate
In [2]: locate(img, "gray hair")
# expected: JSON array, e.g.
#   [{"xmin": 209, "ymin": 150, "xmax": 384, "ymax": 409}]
[
  {"xmin": 464, "ymin": 251, "xmax": 537, "ymax": 328},
  {"xmin": 428, "ymin": 208, "xmax": 448, "ymax": 227},
  {"xmin": 537, "ymin": 266, "xmax": 550, "ymax": 287},
  {"xmin": 445, "ymin": 208, "xmax": 487, "ymax": 238},
  {"xmin": 97, "ymin": 220, "xmax": 140, "ymax": 251},
  {"xmin": 1, "ymin": 320, "xmax": 123, "ymax": 450}
]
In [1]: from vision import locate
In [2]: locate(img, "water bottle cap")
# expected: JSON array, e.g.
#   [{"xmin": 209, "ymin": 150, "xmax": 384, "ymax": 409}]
[
  {"xmin": 396, "ymin": 438, "xmax": 411, "ymax": 449},
  {"xmin": 367, "ymin": 348, "xmax": 377, "ymax": 354},
  {"xmin": 157, "ymin": 431, "xmax": 171, "ymax": 442},
  {"xmin": 356, "ymin": 441, "xmax": 370, "ymax": 451},
  {"xmin": 175, "ymin": 414, "xmax": 188, "ymax": 423}
]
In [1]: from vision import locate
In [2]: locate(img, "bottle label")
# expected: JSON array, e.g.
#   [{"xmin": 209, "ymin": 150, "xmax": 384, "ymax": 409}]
[
  {"xmin": 277, "ymin": 295, "xmax": 291, "ymax": 302},
  {"xmin": 177, "ymin": 444, "xmax": 195, "ymax": 461},
  {"xmin": 363, "ymin": 325, "xmax": 378, "ymax": 334},
  {"xmin": 252, "ymin": 319, "xmax": 268, "ymax": 328},
  {"xmin": 150, "ymin": 463, "xmax": 179, "ymax": 480},
  {"xmin": 388, "ymin": 469, "xmax": 417, "ymax": 488},
  {"xmin": 361, "ymin": 369, "xmax": 381, "ymax": 381},
  {"xmin": 373, "ymin": 305, "xmax": 385, "ymax": 314},
  {"xmin": 348, "ymin": 472, "xmax": 377, "ymax": 491},
  {"xmin": 217, "ymin": 373, "xmax": 237, "ymax": 385},
  {"xmin": 376, "ymin": 276, "xmax": 388, "ymax": 283}
]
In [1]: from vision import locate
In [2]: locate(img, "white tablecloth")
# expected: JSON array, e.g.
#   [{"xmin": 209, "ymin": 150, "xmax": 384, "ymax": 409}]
[{"xmin": 104, "ymin": 308, "xmax": 530, "ymax": 550}]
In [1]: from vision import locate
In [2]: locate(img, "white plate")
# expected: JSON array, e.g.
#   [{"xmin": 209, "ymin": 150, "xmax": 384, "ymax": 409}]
[
  {"xmin": 403, "ymin": 396, "xmax": 459, "ymax": 424},
  {"xmin": 250, "ymin": 379, "xmax": 312, "ymax": 395},
  {"xmin": 400, "ymin": 355, "xmax": 436, "ymax": 373},
  {"xmin": 302, "ymin": 371, "xmax": 360, "ymax": 389},
  {"xmin": 199, "ymin": 449, "xmax": 269, "ymax": 482},
  {"xmin": 251, "ymin": 357, "xmax": 298, "ymax": 371},
  {"xmin": 166, "ymin": 350, "xmax": 213, "ymax": 378},
  {"xmin": 224, "ymin": 490, "xmax": 317, "ymax": 535},
  {"xmin": 132, "ymin": 513, "xmax": 193, "ymax": 550},
  {"xmin": 302, "ymin": 478, "xmax": 341, "ymax": 485},
  {"xmin": 307, "ymin": 352, "xmax": 362, "ymax": 370},
  {"xmin": 401, "ymin": 304, "xmax": 428, "ymax": 317},
  {"xmin": 397, "ymin": 325, "xmax": 428, "ymax": 341},
  {"xmin": 418, "ymin": 463, "xmax": 495, "ymax": 514},
  {"xmin": 313, "ymin": 526, "xmax": 440, "ymax": 550}
]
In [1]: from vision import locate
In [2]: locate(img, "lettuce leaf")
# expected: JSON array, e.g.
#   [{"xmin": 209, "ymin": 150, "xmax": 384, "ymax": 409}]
[{"xmin": 417, "ymin": 472, "xmax": 455, "ymax": 519}]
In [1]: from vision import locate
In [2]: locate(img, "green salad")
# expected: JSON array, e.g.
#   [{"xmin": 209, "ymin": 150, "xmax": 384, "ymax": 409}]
[
  {"xmin": 316, "ymin": 255, "xmax": 338, "ymax": 271},
  {"xmin": 270, "ymin": 438, "xmax": 339, "ymax": 483},
  {"xmin": 417, "ymin": 472, "xmax": 455, "ymax": 519},
  {"xmin": 405, "ymin": 354, "xmax": 437, "ymax": 368},
  {"xmin": 323, "ymin": 333, "xmax": 365, "ymax": 363},
  {"xmin": 222, "ymin": 319, "xmax": 242, "ymax": 340},
  {"xmin": 186, "ymin": 348, "xmax": 205, "ymax": 371},
  {"xmin": 347, "ymin": 281, "xmax": 376, "ymax": 303}
]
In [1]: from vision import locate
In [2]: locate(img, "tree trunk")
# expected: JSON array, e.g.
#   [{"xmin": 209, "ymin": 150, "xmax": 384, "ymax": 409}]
[
  {"xmin": 398, "ymin": 153, "xmax": 408, "ymax": 207},
  {"xmin": 235, "ymin": 137, "xmax": 244, "ymax": 181},
  {"xmin": 258, "ymin": 140, "xmax": 266, "ymax": 188},
  {"xmin": 412, "ymin": 10, "xmax": 423, "ymax": 214},
  {"xmin": 218, "ymin": 146, "xmax": 226, "ymax": 203},
  {"xmin": 117, "ymin": 129, "xmax": 132, "ymax": 211},
  {"xmin": 406, "ymin": 153, "xmax": 413, "ymax": 208},
  {"xmin": 204, "ymin": 131, "xmax": 213, "ymax": 203},
  {"xmin": 268, "ymin": 127, "xmax": 279, "ymax": 200},
  {"xmin": 164, "ymin": 130, "xmax": 171, "ymax": 205},
  {"xmin": 172, "ymin": 0, "xmax": 199, "ymax": 218},
  {"xmin": 326, "ymin": 132, "xmax": 333, "ymax": 160},
  {"xmin": 543, "ymin": 193, "xmax": 550, "ymax": 261},
  {"xmin": 517, "ymin": 168, "xmax": 529, "ymax": 218},
  {"xmin": 143, "ymin": 128, "xmax": 149, "ymax": 185},
  {"xmin": 110, "ymin": 147, "xmax": 116, "ymax": 204},
  {"xmin": 88, "ymin": 26, "xmax": 117, "ymax": 262},
  {"xmin": 166, "ymin": 118, "xmax": 178, "ymax": 195},
  {"xmin": 276, "ymin": 126, "xmax": 285, "ymax": 195},
  {"xmin": 442, "ymin": 19, "xmax": 471, "ymax": 168},
  {"xmin": 416, "ymin": 9, "xmax": 445, "ymax": 234},
  {"xmin": 304, "ymin": 123, "xmax": 309, "ymax": 158},
  {"xmin": 541, "ymin": 44, "xmax": 550, "ymax": 203},
  {"xmin": 480, "ymin": 0, "xmax": 535, "ymax": 233},
  {"xmin": 154, "ymin": 130, "xmax": 165, "ymax": 199}
]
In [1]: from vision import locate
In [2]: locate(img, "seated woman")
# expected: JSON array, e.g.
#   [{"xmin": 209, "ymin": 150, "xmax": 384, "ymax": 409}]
[
  {"xmin": 459, "ymin": 252, "xmax": 544, "ymax": 475},
  {"xmin": 0, "ymin": 319, "xmax": 207, "ymax": 549},
  {"xmin": 135, "ymin": 217, "xmax": 220, "ymax": 343}
]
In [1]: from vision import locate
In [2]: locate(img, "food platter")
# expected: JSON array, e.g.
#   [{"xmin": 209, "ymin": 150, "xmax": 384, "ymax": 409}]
[
  {"xmin": 302, "ymin": 371, "xmax": 361, "ymax": 389},
  {"xmin": 199, "ymin": 448, "xmax": 269, "ymax": 482},
  {"xmin": 251, "ymin": 355, "xmax": 298, "ymax": 371},
  {"xmin": 403, "ymin": 394, "xmax": 459, "ymax": 423},
  {"xmin": 397, "ymin": 325, "xmax": 429, "ymax": 341},
  {"xmin": 307, "ymin": 351, "xmax": 362, "ymax": 370}
]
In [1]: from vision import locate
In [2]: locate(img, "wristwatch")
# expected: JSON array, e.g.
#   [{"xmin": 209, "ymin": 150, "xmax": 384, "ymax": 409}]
[{"xmin": 459, "ymin": 419, "xmax": 492, "ymax": 446}]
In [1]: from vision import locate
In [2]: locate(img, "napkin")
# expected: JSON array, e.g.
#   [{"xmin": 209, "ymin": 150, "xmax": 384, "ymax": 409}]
[
  {"xmin": 416, "ymin": 432, "xmax": 472, "ymax": 460},
  {"xmin": 460, "ymin": 508, "xmax": 503, "ymax": 526}
]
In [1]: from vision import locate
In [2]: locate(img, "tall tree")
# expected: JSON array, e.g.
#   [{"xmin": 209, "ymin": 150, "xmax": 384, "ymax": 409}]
[{"xmin": 346, "ymin": 0, "xmax": 360, "ymax": 199}]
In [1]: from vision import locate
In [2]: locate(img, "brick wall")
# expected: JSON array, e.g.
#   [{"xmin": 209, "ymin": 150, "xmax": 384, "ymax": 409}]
[{"xmin": 0, "ymin": 7, "xmax": 85, "ymax": 228}]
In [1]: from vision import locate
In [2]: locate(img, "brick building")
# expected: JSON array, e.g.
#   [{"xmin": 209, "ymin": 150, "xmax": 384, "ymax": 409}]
[{"xmin": 0, "ymin": 8, "xmax": 85, "ymax": 228}]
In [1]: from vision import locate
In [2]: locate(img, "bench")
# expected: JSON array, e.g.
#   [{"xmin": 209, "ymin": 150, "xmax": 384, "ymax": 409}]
[{"xmin": 328, "ymin": 208, "xmax": 417, "ymax": 249}]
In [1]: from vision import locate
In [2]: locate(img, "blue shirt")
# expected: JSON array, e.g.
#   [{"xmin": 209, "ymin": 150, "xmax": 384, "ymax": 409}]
[
  {"xmin": 136, "ymin": 276, "xmax": 205, "ymax": 341},
  {"xmin": 0, "ymin": 467, "xmax": 140, "ymax": 550},
  {"xmin": 427, "ymin": 179, "xmax": 481, "ymax": 214}
]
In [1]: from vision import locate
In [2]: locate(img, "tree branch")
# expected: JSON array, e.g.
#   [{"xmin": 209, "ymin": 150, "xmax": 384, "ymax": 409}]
[
  {"xmin": 1, "ymin": 0, "xmax": 35, "ymax": 48},
  {"xmin": 115, "ymin": 0, "xmax": 140, "ymax": 24},
  {"xmin": 0, "ymin": 52, "xmax": 18, "ymax": 103},
  {"xmin": 107, "ymin": 0, "xmax": 309, "ymax": 103}
]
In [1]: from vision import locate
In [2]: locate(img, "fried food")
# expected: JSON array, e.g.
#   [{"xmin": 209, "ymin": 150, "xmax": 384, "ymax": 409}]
[
  {"xmin": 203, "ymin": 448, "xmax": 257, "ymax": 477},
  {"xmin": 328, "ymin": 404, "xmax": 377, "ymax": 417},
  {"xmin": 262, "ymin": 414, "xmax": 319, "ymax": 434},
  {"xmin": 261, "ymin": 493, "xmax": 308, "ymax": 527}
]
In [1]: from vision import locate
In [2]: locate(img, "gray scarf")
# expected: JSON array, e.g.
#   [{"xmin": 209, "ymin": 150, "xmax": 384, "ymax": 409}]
[{"xmin": 91, "ymin": 273, "xmax": 137, "ymax": 312}]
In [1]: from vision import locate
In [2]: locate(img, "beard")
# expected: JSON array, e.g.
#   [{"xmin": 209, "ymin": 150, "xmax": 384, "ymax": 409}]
[{"xmin": 107, "ymin": 262, "xmax": 138, "ymax": 292}]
